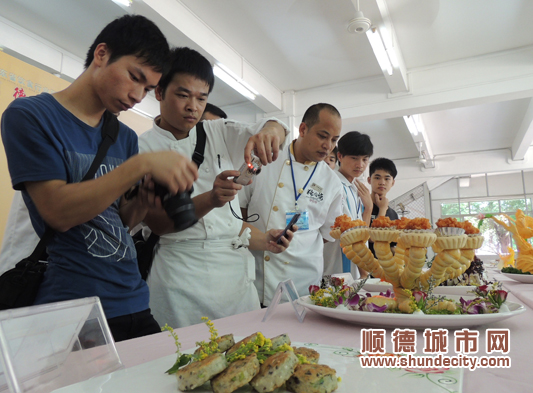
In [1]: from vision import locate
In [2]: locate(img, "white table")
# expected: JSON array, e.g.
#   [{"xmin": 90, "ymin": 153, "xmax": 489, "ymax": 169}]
[{"xmin": 115, "ymin": 278, "xmax": 531, "ymax": 393}]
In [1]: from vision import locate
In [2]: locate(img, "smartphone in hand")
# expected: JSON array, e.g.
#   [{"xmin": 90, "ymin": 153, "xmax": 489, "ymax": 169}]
[{"xmin": 276, "ymin": 213, "xmax": 300, "ymax": 245}]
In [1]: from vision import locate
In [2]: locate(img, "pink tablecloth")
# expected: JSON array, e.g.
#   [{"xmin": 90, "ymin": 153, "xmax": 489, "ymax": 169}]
[{"xmin": 116, "ymin": 288, "xmax": 531, "ymax": 393}]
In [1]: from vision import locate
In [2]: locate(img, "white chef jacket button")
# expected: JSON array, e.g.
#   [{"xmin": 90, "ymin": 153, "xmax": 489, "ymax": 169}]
[
  {"xmin": 208, "ymin": 225, "xmax": 213, "ymax": 230},
  {"xmin": 278, "ymin": 182, "xmax": 284, "ymax": 188},
  {"xmin": 283, "ymin": 261, "xmax": 290, "ymax": 265},
  {"xmin": 285, "ymin": 160, "xmax": 290, "ymax": 165},
  {"xmin": 265, "ymin": 256, "xmax": 270, "ymax": 261},
  {"xmin": 205, "ymin": 167, "xmax": 210, "ymax": 173},
  {"xmin": 273, "ymin": 206, "xmax": 279, "ymax": 212},
  {"xmin": 304, "ymin": 166, "xmax": 309, "ymax": 171},
  {"xmin": 228, "ymin": 221, "xmax": 232, "ymax": 226}
]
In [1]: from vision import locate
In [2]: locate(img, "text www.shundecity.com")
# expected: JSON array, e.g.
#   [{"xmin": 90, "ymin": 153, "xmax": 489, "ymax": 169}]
[{"xmin": 359, "ymin": 353, "xmax": 510, "ymax": 370}]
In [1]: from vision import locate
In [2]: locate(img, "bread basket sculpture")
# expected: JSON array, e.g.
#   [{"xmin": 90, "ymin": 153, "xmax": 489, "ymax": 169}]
[
  {"xmin": 330, "ymin": 215, "xmax": 484, "ymax": 313},
  {"xmin": 489, "ymin": 209, "xmax": 533, "ymax": 274}
]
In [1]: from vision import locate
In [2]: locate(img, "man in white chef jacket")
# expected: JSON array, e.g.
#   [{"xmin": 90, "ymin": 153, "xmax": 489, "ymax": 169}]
[
  {"xmin": 138, "ymin": 47, "xmax": 294, "ymax": 328},
  {"xmin": 327, "ymin": 131, "xmax": 374, "ymax": 279},
  {"xmin": 240, "ymin": 103, "xmax": 344, "ymax": 306}
]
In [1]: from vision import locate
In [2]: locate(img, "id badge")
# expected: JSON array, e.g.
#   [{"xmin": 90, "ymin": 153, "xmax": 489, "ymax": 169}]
[{"xmin": 286, "ymin": 210, "xmax": 309, "ymax": 230}]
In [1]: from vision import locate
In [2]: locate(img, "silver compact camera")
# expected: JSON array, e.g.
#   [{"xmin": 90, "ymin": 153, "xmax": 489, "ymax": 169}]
[{"xmin": 234, "ymin": 154, "xmax": 262, "ymax": 185}]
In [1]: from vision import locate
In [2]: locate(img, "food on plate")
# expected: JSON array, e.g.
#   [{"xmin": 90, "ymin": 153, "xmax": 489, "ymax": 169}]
[
  {"xmin": 441, "ymin": 255, "xmax": 488, "ymax": 286},
  {"xmin": 194, "ymin": 333, "xmax": 235, "ymax": 356},
  {"xmin": 286, "ymin": 364, "xmax": 338, "ymax": 393},
  {"xmin": 271, "ymin": 333, "xmax": 291, "ymax": 349},
  {"xmin": 340, "ymin": 226, "xmax": 370, "ymax": 247},
  {"xmin": 365, "ymin": 295, "xmax": 397, "ymax": 310},
  {"xmin": 250, "ymin": 351, "xmax": 299, "ymax": 392},
  {"xmin": 211, "ymin": 353, "xmax": 260, "ymax": 393},
  {"xmin": 501, "ymin": 266, "xmax": 532, "ymax": 275},
  {"xmin": 369, "ymin": 217, "xmax": 400, "ymax": 243},
  {"xmin": 392, "ymin": 217, "xmax": 411, "ymax": 230},
  {"xmin": 176, "ymin": 353, "xmax": 227, "ymax": 391},
  {"xmin": 309, "ymin": 277, "xmax": 508, "ymax": 316},
  {"xmin": 459, "ymin": 220, "xmax": 480, "ymax": 235},
  {"xmin": 371, "ymin": 216, "xmax": 394, "ymax": 228},
  {"xmin": 165, "ymin": 320, "xmax": 339, "ymax": 393},
  {"xmin": 404, "ymin": 217, "xmax": 431, "ymax": 230},
  {"xmin": 226, "ymin": 332, "xmax": 258, "ymax": 357},
  {"xmin": 293, "ymin": 347, "xmax": 320, "ymax": 364},
  {"xmin": 490, "ymin": 210, "xmax": 533, "ymax": 274},
  {"xmin": 436, "ymin": 217, "xmax": 462, "ymax": 228}
]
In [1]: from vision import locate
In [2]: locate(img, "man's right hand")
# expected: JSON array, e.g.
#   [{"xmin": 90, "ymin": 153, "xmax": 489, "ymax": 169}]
[
  {"xmin": 144, "ymin": 151, "xmax": 199, "ymax": 194},
  {"xmin": 210, "ymin": 170, "xmax": 243, "ymax": 208}
]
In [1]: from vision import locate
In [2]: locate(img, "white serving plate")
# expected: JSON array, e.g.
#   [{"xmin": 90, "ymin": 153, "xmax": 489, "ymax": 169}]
[
  {"xmin": 53, "ymin": 342, "xmax": 463, "ymax": 393},
  {"xmin": 298, "ymin": 295, "xmax": 525, "ymax": 329},
  {"xmin": 361, "ymin": 278, "xmax": 476, "ymax": 296},
  {"xmin": 501, "ymin": 272, "xmax": 533, "ymax": 283}
]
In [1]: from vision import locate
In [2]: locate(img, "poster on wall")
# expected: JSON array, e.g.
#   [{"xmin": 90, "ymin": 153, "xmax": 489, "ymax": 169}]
[{"xmin": 0, "ymin": 50, "xmax": 70, "ymax": 248}]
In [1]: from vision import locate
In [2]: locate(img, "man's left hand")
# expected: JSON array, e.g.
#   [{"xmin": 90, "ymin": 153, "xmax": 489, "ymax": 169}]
[{"xmin": 265, "ymin": 226, "xmax": 297, "ymax": 254}]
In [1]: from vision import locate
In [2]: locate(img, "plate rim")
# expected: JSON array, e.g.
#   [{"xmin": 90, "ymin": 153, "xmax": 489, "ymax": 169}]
[
  {"xmin": 501, "ymin": 272, "xmax": 533, "ymax": 283},
  {"xmin": 298, "ymin": 295, "xmax": 525, "ymax": 328}
]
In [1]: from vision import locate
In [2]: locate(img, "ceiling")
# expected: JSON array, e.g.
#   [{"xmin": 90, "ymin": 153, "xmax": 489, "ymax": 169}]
[{"xmin": 1, "ymin": 0, "xmax": 533, "ymax": 200}]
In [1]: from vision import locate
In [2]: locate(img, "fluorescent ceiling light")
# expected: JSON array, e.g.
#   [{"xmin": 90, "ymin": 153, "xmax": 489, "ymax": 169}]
[
  {"xmin": 213, "ymin": 64, "xmax": 257, "ymax": 101},
  {"xmin": 404, "ymin": 115, "xmax": 420, "ymax": 136},
  {"xmin": 366, "ymin": 27, "xmax": 393, "ymax": 76},
  {"xmin": 112, "ymin": 0, "xmax": 132, "ymax": 6}
]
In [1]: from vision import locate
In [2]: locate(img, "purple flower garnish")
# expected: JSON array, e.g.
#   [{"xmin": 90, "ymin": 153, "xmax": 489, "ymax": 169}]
[
  {"xmin": 334, "ymin": 295, "xmax": 344, "ymax": 307},
  {"xmin": 347, "ymin": 294, "xmax": 361, "ymax": 310},
  {"xmin": 364, "ymin": 303, "xmax": 388, "ymax": 313}
]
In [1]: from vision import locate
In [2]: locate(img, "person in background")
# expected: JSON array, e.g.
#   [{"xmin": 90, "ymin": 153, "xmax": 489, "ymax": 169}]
[
  {"xmin": 240, "ymin": 103, "xmax": 343, "ymax": 306},
  {"xmin": 201, "ymin": 102, "xmax": 227, "ymax": 120},
  {"xmin": 1, "ymin": 15, "xmax": 199, "ymax": 342},
  {"xmin": 368, "ymin": 157, "xmax": 399, "ymax": 257},
  {"xmin": 138, "ymin": 47, "xmax": 295, "ymax": 328},
  {"xmin": 324, "ymin": 131, "xmax": 373, "ymax": 278},
  {"xmin": 325, "ymin": 146, "xmax": 338, "ymax": 169}
]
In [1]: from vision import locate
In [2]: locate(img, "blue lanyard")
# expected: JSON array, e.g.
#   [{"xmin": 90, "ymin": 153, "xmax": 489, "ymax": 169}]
[
  {"xmin": 343, "ymin": 182, "xmax": 361, "ymax": 218},
  {"xmin": 289, "ymin": 144, "xmax": 318, "ymax": 209}
]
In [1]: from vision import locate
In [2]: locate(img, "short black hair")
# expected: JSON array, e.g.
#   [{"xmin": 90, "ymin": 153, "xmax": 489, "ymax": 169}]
[
  {"xmin": 369, "ymin": 157, "xmax": 398, "ymax": 179},
  {"xmin": 204, "ymin": 103, "xmax": 227, "ymax": 119},
  {"xmin": 301, "ymin": 103, "xmax": 341, "ymax": 128},
  {"xmin": 158, "ymin": 47, "xmax": 214, "ymax": 96},
  {"xmin": 329, "ymin": 146, "xmax": 338, "ymax": 163},
  {"xmin": 85, "ymin": 15, "xmax": 169, "ymax": 74},
  {"xmin": 337, "ymin": 131, "xmax": 373, "ymax": 157}
]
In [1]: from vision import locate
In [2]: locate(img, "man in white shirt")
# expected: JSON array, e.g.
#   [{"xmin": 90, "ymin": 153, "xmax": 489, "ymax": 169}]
[
  {"xmin": 327, "ymin": 131, "xmax": 374, "ymax": 278},
  {"xmin": 139, "ymin": 47, "xmax": 294, "ymax": 328},
  {"xmin": 240, "ymin": 103, "xmax": 344, "ymax": 305}
]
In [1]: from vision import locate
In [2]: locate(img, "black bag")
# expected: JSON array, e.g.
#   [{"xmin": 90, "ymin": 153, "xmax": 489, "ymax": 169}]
[
  {"xmin": 0, "ymin": 111, "xmax": 119, "ymax": 310},
  {"xmin": 134, "ymin": 121, "xmax": 207, "ymax": 280}
]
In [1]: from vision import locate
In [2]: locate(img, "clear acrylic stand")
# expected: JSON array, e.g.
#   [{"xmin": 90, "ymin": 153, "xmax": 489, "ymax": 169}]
[
  {"xmin": 0, "ymin": 297, "xmax": 122, "ymax": 393},
  {"xmin": 262, "ymin": 279, "xmax": 307, "ymax": 323}
]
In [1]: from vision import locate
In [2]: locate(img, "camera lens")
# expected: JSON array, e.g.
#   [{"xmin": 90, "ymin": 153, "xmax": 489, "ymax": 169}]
[{"xmin": 163, "ymin": 190, "xmax": 198, "ymax": 231}]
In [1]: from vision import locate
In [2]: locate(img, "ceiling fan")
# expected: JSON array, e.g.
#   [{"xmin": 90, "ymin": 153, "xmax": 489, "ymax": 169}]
[
  {"xmin": 414, "ymin": 141, "xmax": 455, "ymax": 168},
  {"xmin": 347, "ymin": 0, "xmax": 371, "ymax": 34}
]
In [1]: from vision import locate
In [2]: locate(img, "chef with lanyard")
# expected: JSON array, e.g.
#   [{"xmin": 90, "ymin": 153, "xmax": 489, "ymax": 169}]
[
  {"xmin": 334, "ymin": 131, "xmax": 374, "ymax": 278},
  {"xmin": 240, "ymin": 103, "xmax": 344, "ymax": 306}
]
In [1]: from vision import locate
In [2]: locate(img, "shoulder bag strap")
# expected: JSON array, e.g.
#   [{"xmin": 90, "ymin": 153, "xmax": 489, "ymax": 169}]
[
  {"xmin": 191, "ymin": 121, "xmax": 207, "ymax": 169},
  {"xmin": 28, "ymin": 111, "xmax": 120, "ymax": 262}
]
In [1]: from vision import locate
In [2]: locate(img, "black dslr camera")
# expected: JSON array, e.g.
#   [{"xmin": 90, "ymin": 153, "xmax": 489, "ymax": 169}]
[{"xmin": 125, "ymin": 183, "xmax": 198, "ymax": 231}]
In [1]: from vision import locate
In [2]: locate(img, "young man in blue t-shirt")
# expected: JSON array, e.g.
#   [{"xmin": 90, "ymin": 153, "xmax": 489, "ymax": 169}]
[{"xmin": 1, "ymin": 15, "xmax": 199, "ymax": 341}]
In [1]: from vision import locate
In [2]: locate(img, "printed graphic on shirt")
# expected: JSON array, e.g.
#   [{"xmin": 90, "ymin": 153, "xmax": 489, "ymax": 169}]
[
  {"xmin": 66, "ymin": 151, "xmax": 134, "ymax": 261},
  {"xmin": 306, "ymin": 182, "xmax": 324, "ymax": 204}
]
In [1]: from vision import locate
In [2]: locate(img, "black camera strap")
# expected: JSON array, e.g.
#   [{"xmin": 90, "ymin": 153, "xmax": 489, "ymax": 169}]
[{"xmin": 27, "ymin": 111, "xmax": 120, "ymax": 264}]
